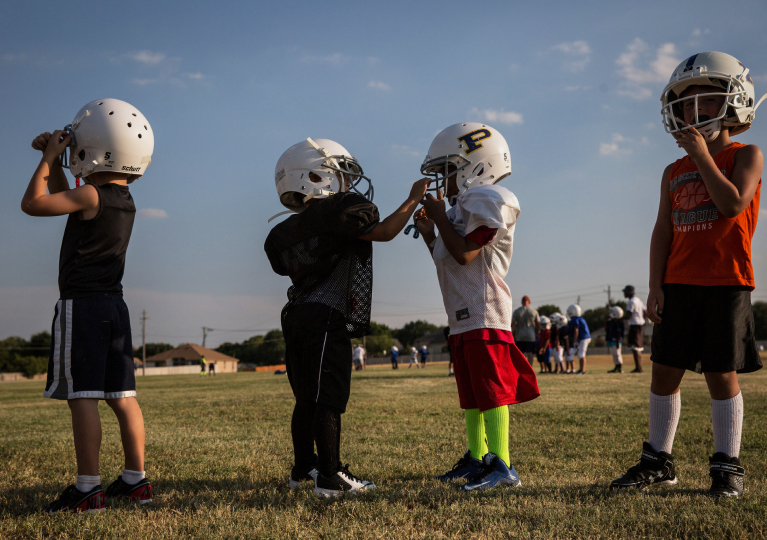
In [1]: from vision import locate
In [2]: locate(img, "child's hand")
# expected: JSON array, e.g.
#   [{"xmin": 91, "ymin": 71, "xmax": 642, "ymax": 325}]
[
  {"xmin": 647, "ymin": 287, "xmax": 664, "ymax": 324},
  {"xmin": 409, "ymin": 178, "xmax": 430, "ymax": 202},
  {"xmin": 414, "ymin": 207, "xmax": 434, "ymax": 235},
  {"xmin": 31, "ymin": 132, "xmax": 53, "ymax": 152},
  {"xmin": 675, "ymin": 125, "xmax": 708, "ymax": 160},
  {"xmin": 422, "ymin": 189, "xmax": 446, "ymax": 221},
  {"xmin": 35, "ymin": 130, "xmax": 71, "ymax": 163}
]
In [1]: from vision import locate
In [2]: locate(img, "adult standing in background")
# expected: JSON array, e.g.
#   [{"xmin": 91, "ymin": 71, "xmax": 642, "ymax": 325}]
[
  {"xmin": 512, "ymin": 296, "xmax": 540, "ymax": 365},
  {"xmin": 624, "ymin": 285, "xmax": 647, "ymax": 373},
  {"xmin": 353, "ymin": 344, "xmax": 366, "ymax": 371}
]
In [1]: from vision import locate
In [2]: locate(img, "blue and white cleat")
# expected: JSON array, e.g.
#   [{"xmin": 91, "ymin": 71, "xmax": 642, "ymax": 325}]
[
  {"xmin": 436, "ymin": 450, "xmax": 484, "ymax": 482},
  {"xmin": 461, "ymin": 452, "xmax": 521, "ymax": 491}
]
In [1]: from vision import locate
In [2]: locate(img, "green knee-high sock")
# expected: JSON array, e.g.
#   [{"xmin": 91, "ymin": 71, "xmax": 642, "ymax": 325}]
[
  {"xmin": 483, "ymin": 406, "xmax": 510, "ymax": 466},
  {"xmin": 465, "ymin": 408, "xmax": 488, "ymax": 459}
]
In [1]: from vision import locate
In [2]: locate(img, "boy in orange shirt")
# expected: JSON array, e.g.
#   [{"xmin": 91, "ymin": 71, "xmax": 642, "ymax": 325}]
[{"xmin": 611, "ymin": 52, "xmax": 764, "ymax": 498}]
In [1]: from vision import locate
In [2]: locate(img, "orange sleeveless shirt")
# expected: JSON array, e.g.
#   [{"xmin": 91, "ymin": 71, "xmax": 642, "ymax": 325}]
[{"xmin": 664, "ymin": 142, "xmax": 760, "ymax": 289}]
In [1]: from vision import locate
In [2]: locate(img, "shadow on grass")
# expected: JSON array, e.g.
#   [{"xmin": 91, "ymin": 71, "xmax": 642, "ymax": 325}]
[{"xmin": 0, "ymin": 477, "xmax": 714, "ymax": 518}]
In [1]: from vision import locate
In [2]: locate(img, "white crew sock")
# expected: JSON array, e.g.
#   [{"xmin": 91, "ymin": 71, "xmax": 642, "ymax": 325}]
[
  {"xmin": 612, "ymin": 346, "xmax": 623, "ymax": 366},
  {"xmin": 711, "ymin": 392, "xmax": 743, "ymax": 458},
  {"xmin": 122, "ymin": 469, "xmax": 146, "ymax": 485},
  {"xmin": 76, "ymin": 474, "xmax": 100, "ymax": 493},
  {"xmin": 648, "ymin": 391, "xmax": 681, "ymax": 454}
]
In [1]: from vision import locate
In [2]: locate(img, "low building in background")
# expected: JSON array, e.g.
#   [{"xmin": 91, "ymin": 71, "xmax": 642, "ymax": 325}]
[{"xmin": 139, "ymin": 343, "xmax": 238, "ymax": 375}]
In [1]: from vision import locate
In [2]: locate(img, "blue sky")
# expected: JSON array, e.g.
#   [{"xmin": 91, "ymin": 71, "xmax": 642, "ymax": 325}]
[{"xmin": 2, "ymin": 0, "xmax": 767, "ymax": 347}]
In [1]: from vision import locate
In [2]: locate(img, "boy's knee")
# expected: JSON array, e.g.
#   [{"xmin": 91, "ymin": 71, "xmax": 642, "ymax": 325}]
[{"xmin": 105, "ymin": 396, "xmax": 136, "ymax": 411}]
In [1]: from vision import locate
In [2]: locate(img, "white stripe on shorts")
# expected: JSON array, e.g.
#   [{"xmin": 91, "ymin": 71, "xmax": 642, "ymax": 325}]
[
  {"xmin": 315, "ymin": 331, "xmax": 329, "ymax": 402},
  {"xmin": 43, "ymin": 300, "xmax": 63, "ymax": 398},
  {"xmin": 64, "ymin": 300, "xmax": 74, "ymax": 398}
]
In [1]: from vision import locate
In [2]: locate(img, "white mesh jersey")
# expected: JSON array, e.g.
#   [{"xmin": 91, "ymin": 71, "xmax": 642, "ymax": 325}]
[{"xmin": 432, "ymin": 185, "xmax": 520, "ymax": 335}]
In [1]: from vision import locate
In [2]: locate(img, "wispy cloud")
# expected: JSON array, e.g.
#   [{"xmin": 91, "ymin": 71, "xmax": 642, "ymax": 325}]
[
  {"xmin": 301, "ymin": 53, "xmax": 347, "ymax": 66},
  {"xmin": 616, "ymin": 38, "xmax": 679, "ymax": 100},
  {"xmin": 392, "ymin": 145, "xmax": 421, "ymax": 157},
  {"xmin": 470, "ymin": 108, "xmax": 524, "ymax": 125},
  {"xmin": 368, "ymin": 80, "xmax": 391, "ymax": 91},
  {"xmin": 564, "ymin": 85, "xmax": 591, "ymax": 92},
  {"xmin": 600, "ymin": 133, "xmax": 633, "ymax": 156},
  {"xmin": 552, "ymin": 40, "xmax": 591, "ymax": 71},
  {"xmin": 125, "ymin": 50, "xmax": 166, "ymax": 65},
  {"xmin": 185, "ymin": 72, "xmax": 205, "ymax": 80},
  {"xmin": 137, "ymin": 208, "xmax": 168, "ymax": 219}
]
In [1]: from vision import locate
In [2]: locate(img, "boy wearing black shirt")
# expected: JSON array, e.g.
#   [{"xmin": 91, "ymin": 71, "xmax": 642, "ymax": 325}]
[
  {"xmin": 22, "ymin": 99, "xmax": 154, "ymax": 513},
  {"xmin": 265, "ymin": 138, "xmax": 427, "ymax": 497}
]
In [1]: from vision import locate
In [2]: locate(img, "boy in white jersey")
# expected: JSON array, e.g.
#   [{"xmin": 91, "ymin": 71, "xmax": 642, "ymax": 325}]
[{"xmin": 414, "ymin": 122, "xmax": 540, "ymax": 491}]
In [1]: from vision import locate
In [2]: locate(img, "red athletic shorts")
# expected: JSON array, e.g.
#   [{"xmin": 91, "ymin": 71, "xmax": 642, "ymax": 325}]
[{"xmin": 449, "ymin": 328, "xmax": 540, "ymax": 411}]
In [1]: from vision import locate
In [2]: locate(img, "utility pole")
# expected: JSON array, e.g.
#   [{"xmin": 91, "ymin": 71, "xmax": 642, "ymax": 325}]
[
  {"xmin": 576, "ymin": 295, "xmax": 581, "ymax": 306},
  {"xmin": 202, "ymin": 326, "xmax": 210, "ymax": 347},
  {"xmin": 141, "ymin": 310, "xmax": 148, "ymax": 377},
  {"xmin": 604, "ymin": 285, "xmax": 612, "ymax": 306}
]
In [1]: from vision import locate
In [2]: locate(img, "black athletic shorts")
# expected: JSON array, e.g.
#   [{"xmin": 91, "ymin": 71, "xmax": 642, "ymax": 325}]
[
  {"xmin": 651, "ymin": 284, "xmax": 762, "ymax": 374},
  {"xmin": 44, "ymin": 295, "xmax": 136, "ymax": 400},
  {"xmin": 628, "ymin": 325, "xmax": 645, "ymax": 350},
  {"xmin": 283, "ymin": 303, "xmax": 352, "ymax": 413},
  {"xmin": 516, "ymin": 341, "xmax": 537, "ymax": 354}
]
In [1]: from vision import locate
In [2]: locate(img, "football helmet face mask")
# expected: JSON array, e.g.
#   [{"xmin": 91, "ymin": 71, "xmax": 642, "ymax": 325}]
[
  {"xmin": 566, "ymin": 304, "xmax": 582, "ymax": 318},
  {"xmin": 421, "ymin": 122, "xmax": 511, "ymax": 206},
  {"xmin": 274, "ymin": 138, "xmax": 373, "ymax": 213},
  {"xmin": 539, "ymin": 316, "xmax": 551, "ymax": 329},
  {"xmin": 661, "ymin": 52, "xmax": 767, "ymax": 142},
  {"xmin": 609, "ymin": 306, "xmax": 624, "ymax": 320},
  {"xmin": 61, "ymin": 98, "xmax": 154, "ymax": 183}
]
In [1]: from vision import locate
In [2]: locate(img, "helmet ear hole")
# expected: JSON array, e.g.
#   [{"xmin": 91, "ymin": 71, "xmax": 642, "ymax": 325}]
[{"xmin": 78, "ymin": 150, "xmax": 86, "ymax": 161}]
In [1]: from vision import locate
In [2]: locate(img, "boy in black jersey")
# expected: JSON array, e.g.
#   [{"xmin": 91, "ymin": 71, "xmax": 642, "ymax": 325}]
[
  {"xmin": 21, "ymin": 99, "xmax": 154, "ymax": 513},
  {"xmin": 265, "ymin": 138, "xmax": 428, "ymax": 497}
]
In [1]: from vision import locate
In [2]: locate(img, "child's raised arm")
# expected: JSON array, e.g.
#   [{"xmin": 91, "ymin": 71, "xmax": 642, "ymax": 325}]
[
  {"xmin": 22, "ymin": 130, "xmax": 98, "ymax": 217},
  {"xmin": 359, "ymin": 178, "xmax": 429, "ymax": 242}
]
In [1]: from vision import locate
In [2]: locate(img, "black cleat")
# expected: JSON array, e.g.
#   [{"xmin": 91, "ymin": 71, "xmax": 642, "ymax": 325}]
[
  {"xmin": 610, "ymin": 442, "xmax": 678, "ymax": 490},
  {"xmin": 313, "ymin": 464, "xmax": 375, "ymax": 498},
  {"xmin": 608, "ymin": 366, "xmax": 623, "ymax": 373},
  {"xmin": 43, "ymin": 484, "xmax": 105, "ymax": 514},
  {"xmin": 105, "ymin": 476, "xmax": 152, "ymax": 504},
  {"xmin": 435, "ymin": 450, "xmax": 484, "ymax": 482},
  {"xmin": 709, "ymin": 453, "xmax": 744, "ymax": 499}
]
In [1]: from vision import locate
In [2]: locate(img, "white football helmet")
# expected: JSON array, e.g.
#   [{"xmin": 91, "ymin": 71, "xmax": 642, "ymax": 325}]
[
  {"xmin": 62, "ymin": 99, "xmax": 153, "ymax": 182},
  {"xmin": 421, "ymin": 122, "xmax": 511, "ymax": 206},
  {"xmin": 550, "ymin": 312, "xmax": 568, "ymax": 329},
  {"xmin": 539, "ymin": 316, "xmax": 551, "ymax": 329},
  {"xmin": 609, "ymin": 306, "xmax": 624, "ymax": 320},
  {"xmin": 661, "ymin": 52, "xmax": 767, "ymax": 142},
  {"xmin": 391, "ymin": 346, "xmax": 398, "ymax": 352},
  {"xmin": 566, "ymin": 304, "xmax": 582, "ymax": 318},
  {"xmin": 274, "ymin": 138, "xmax": 373, "ymax": 213}
]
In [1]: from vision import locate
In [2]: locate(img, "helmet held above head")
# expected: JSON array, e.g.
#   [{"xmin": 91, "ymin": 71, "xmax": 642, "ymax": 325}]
[
  {"xmin": 63, "ymin": 99, "xmax": 154, "ymax": 183},
  {"xmin": 609, "ymin": 306, "xmax": 624, "ymax": 320},
  {"xmin": 566, "ymin": 304, "xmax": 582, "ymax": 318},
  {"xmin": 660, "ymin": 52, "xmax": 767, "ymax": 142},
  {"xmin": 539, "ymin": 316, "xmax": 551, "ymax": 329},
  {"xmin": 274, "ymin": 138, "xmax": 373, "ymax": 212},
  {"xmin": 420, "ymin": 122, "xmax": 511, "ymax": 205}
]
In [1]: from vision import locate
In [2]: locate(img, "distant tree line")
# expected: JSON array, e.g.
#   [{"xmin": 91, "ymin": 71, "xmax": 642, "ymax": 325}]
[
  {"xmin": 0, "ymin": 331, "xmax": 51, "ymax": 377},
  {"xmin": 6, "ymin": 304, "xmax": 765, "ymax": 375}
]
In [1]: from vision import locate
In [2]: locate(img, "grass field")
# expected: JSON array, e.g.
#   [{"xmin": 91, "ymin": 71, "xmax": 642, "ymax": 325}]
[{"xmin": 1, "ymin": 354, "xmax": 766, "ymax": 539}]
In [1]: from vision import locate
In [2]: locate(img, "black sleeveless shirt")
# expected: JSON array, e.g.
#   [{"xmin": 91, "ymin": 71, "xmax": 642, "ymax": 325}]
[{"xmin": 58, "ymin": 183, "xmax": 136, "ymax": 299}]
